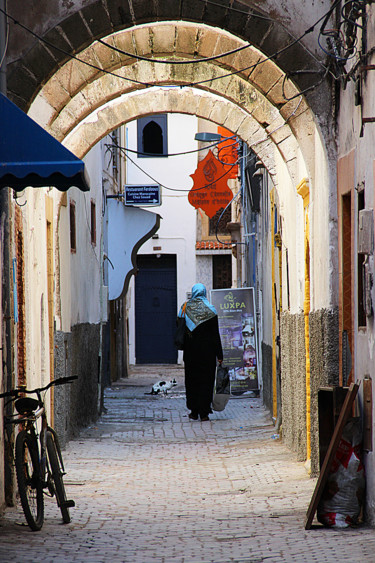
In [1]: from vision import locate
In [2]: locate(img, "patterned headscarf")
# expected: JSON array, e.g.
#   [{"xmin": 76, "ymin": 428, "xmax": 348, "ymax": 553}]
[{"xmin": 178, "ymin": 283, "xmax": 217, "ymax": 332}]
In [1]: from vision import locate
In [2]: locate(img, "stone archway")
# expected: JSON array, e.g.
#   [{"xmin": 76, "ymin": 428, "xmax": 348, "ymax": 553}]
[
  {"xmin": 6, "ymin": 1, "xmax": 330, "ymax": 122},
  {"xmin": 4, "ymin": 3, "xmax": 339, "ymax": 473},
  {"xmin": 26, "ymin": 22, "xmax": 319, "ymax": 188}
]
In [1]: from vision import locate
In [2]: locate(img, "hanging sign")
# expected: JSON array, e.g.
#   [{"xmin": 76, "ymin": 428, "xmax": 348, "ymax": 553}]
[
  {"xmin": 124, "ymin": 184, "xmax": 161, "ymax": 206},
  {"xmin": 217, "ymin": 126, "xmax": 239, "ymax": 179},
  {"xmin": 211, "ymin": 288, "xmax": 259, "ymax": 395},
  {"xmin": 189, "ymin": 150, "xmax": 233, "ymax": 218}
]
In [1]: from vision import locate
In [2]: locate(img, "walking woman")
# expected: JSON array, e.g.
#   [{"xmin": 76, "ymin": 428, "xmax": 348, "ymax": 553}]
[{"xmin": 178, "ymin": 283, "xmax": 223, "ymax": 421}]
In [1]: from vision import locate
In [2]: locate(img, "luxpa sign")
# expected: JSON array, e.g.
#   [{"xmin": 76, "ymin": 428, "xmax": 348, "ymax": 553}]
[
  {"xmin": 211, "ymin": 288, "xmax": 259, "ymax": 394},
  {"xmin": 219, "ymin": 291, "xmax": 246, "ymax": 310}
]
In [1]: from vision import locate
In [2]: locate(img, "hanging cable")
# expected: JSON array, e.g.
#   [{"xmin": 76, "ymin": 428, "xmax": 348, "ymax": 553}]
[
  {"xmin": 0, "ymin": 1, "xmax": 9, "ymax": 70},
  {"xmin": 317, "ymin": 0, "xmax": 365, "ymax": 69},
  {"xmin": 0, "ymin": 1, "xmax": 339, "ymax": 92},
  {"xmin": 214, "ymin": 188, "xmax": 243, "ymax": 246},
  {"xmin": 104, "ymin": 134, "xmax": 237, "ymax": 159},
  {"xmin": 281, "ymin": 68, "xmax": 331, "ymax": 102},
  {"xmin": 109, "ymin": 93, "xmax": 302, "ymax": 194},
  {"xmin": 0, "ymin": 7, "xmax": 151, "ymax": 87},
  {"xmin": 97, "ymin": 37, "xmax": 254, "ymax": 64},
  {"xmin": 111, "ymin": 136, "xmax": 238, "ymax": 193}
]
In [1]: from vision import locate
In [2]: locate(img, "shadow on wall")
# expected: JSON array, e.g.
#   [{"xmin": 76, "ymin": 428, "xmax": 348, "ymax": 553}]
[{"xmin": 54, "ymin": 324, "xmax": 102, "ymax": 448}]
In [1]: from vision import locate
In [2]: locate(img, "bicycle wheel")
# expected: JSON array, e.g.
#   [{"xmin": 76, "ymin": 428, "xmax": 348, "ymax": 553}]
[
  {"xmin": 15, "ymin": 430, "xmax": 44, "ymax": 531},
  {"xmin": 46, "ymin": 431, "xmax": 71, "ymax": 523}
]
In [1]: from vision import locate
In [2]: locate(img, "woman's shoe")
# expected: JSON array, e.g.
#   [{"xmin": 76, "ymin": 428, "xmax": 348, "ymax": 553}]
[
  {"xmin": 189, "ymin": 412, "xmax": 198, "ymax": 420},
  {"xmin": 200, "ymin": 416, "xmax": 210, "ymax": 421}
]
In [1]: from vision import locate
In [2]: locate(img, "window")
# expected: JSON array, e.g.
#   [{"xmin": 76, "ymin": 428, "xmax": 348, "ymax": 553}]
[
  {"xmin": 137, "ymin": 115, "xmax": 168, "ymax": 157},
  {"xmin": 213, "ymin": 255, "xmax": 232, "ymax": 289},
  {"xmin": 91, "ymin": 200, "xmax": 96, "ymax": 246},
  {"xmin": 70, "ymin": 201, "xmax": 76, "ymax": 252},
  {"xmin": 358, "ymin": 190, "xmax": 366, "ymax": 327},
  {"xmin": 209, "ymin": 206, "xmax": 231, "ymax": 236},
  {"xmin": 111, "ymin": 129, "xmax": 119, "ymax": 181}
]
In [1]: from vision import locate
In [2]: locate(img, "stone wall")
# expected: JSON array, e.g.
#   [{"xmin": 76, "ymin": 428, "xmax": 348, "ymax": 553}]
[
  {"xmin": 280, "ymin": 308, "xmax": 339, "ymax": 471},
  {"xmin": 54, "ymin": 323, "xmax": 101, "ymax": 448},
  {"xmin": 309, "ymin": 308, "xmax": 339, "ymax": 475},
  {"xmin": 261, "ymin": 341, "xmax": 273, "ymax": 414},
  {"xmin": 280, "ymin": 312, "xmax": 307, "ymax": 462}
]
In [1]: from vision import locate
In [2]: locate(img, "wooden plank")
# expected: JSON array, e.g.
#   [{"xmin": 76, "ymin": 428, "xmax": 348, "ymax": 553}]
[
  {"xmin": 305, "ymin": 382, "xmax": 359, "ymax": 530},
  {"xmin": 363, "ymin": 377, "xmax": 372, "ymax": 452},
  {"xmin": 318, "ymin": 387, "xmax": 349, "ymax": 469}
]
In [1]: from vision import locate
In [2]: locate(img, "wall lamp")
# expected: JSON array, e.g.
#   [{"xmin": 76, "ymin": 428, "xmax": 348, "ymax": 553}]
[
  {"xmin": 194, "ymin": 132, "xmax": 222, "ymax": 142},
  {"xmin": 253, "ymin": 160, "xmax": 265, "ymax": 177}
]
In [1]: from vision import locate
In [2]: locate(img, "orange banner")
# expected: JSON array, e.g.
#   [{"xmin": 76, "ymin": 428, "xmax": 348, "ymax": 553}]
[
  {"xmin": 189, "ymin": 150, "xmax": 233, "ymax": 218},
  {"xmin": 217, "ymin": 126, "xmax": 238, "ymax": 179}
]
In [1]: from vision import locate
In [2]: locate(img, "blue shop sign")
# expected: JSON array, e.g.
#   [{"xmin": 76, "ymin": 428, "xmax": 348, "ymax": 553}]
[{"xmin": 124, "ymin": 184, "xmax": 161, "ymax": 207}]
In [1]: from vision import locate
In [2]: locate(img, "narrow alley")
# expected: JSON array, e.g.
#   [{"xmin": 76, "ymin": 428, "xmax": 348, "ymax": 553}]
[{"xmin": 0, "ymin": 366, "xmax": 374, "ymax": 563}]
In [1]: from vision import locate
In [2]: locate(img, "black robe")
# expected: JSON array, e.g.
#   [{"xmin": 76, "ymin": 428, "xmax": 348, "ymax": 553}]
[{"xmin": 183, "ymin": 315, "xmax": 223, "ymax": 417}]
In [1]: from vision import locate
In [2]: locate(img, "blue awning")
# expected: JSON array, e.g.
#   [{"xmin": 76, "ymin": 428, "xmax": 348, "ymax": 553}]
[{"xmin": 0, "ymin": 93, "xmax": 90, "ymax": 192}]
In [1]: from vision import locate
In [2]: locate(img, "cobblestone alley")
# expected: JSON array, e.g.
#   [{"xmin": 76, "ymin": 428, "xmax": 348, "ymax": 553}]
[{"xmin": 1, "ymin": 365, "xmax": 374, "ymax": 563}]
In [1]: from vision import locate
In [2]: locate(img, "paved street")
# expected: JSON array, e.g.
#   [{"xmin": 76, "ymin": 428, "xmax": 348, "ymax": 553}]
[{"xmin": 1, "ymin": 365, "xmax": 374, "ymax": 562}]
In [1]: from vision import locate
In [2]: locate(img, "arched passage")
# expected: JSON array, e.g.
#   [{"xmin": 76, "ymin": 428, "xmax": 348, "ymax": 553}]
[{"xmin": 4, "ymin": 6, "xmax": 338, "ymax": 474}]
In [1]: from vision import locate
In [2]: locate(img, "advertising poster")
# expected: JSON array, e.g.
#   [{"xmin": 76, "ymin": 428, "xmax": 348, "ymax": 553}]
[{"xmin": 211, "ymin": 288, "xmax": 258, "ymax": 395}]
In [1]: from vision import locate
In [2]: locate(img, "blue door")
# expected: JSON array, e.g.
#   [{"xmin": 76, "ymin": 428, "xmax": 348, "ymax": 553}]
[{"xmin": 135, "ymin": 255, "xmax": 177, "ymax": 364}]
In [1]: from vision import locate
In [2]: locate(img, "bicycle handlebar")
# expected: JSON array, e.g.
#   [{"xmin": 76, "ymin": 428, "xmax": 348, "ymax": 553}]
[{"xmin": 0, "ymin": 375, "xmax": 78, "ymax": 399}]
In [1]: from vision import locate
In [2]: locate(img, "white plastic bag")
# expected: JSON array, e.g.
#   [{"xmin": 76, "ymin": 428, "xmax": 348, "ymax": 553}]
[{"xmin": 317, "ymin": 418, "xmax": 365, "ymax": 528}]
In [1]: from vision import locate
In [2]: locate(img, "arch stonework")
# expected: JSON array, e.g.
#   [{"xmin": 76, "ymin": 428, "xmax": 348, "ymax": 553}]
[
  {"xmin": 4, "ymin": 2, "xmax": 338, "ymax": 475},
  {"xmin": 6, "ymin": 1, "xmax": 329, "ymax": 119},
  {"xmin": 28, "ymin": 22, "xmax": 318, "ymax": 188},
  {"xmin": 63, "ymin": 87, "xmax": 279, "ymax": 179}
]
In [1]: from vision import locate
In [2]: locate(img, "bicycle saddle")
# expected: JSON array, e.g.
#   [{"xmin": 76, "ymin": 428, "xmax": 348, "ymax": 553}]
[{"xmin": 15, "ymin": 397, "xmax": 40, "ymax": 415}]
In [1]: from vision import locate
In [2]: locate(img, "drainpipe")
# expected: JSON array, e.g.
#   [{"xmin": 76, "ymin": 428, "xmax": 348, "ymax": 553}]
[
  {"xmin": 0, "ymin": 1, "xmax": 6, "ymax": 95},
  {"xmin": 270, "ymin": 188, "xmax": 277, "ymax": 419},
  {"xmin": 297, "ymin": 178, "xmax": 311, "ymax": 462},
  {"xmin": 274, "ymin": 230, "xmax": 282, "ymax": 431},
  {"xmin": 0, "ymin": 2, "xmax": 12, "ymax": 394},
  {"xmin": 0, "ymin": 1, "xmax": 15, "ymax": 507}
]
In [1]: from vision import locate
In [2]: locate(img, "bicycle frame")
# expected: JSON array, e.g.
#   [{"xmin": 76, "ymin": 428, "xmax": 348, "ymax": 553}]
[{"xmin": 0, "ymin": 375, "xmax": 77, "ymax": 530}]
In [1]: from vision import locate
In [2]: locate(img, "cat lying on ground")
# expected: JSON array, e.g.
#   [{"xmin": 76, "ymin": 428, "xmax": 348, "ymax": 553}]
[{"xmin": 145, "ymin": 379, "xmax": 178, "ymax": 395}]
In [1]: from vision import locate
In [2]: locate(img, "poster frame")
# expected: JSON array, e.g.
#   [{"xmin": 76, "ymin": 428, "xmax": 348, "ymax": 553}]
[{"xmin": 211, "ymin": 287, "xmax": 259, "ymax": 395}]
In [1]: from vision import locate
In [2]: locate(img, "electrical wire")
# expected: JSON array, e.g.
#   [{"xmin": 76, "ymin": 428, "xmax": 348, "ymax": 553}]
[
  {"xmin": 185, "ymin": 34, "xmax": 314, "ymax": 88},
  {"xmin": 97, "ymin": 37, "xmax": 254, "ymax": 64},
  {"xmin": 104, "ymin": 134, "xmax": 237, "ymax": 158},
  {"xmin": 341, "ymin": 0, "xmax": 365, "ymax": 29},
  {"xmin": 0, "ymin": 1, "xmax": 339, "ymax": 93},
  {"xmin": 281, "ymin": 69, "xmax": 330, "ymax": 102},
  {"xmin": 317, "ymin": 0, "xmax": 365, "ymax": 66},
  {"xmin": 0, "ymin": 1, "xmax": 9, "ymax": 69},
  {"xmin": 214, "ymin": 187, "xmax": 242, "ymax": 245},
  {"xmin": 0, "ymin": 7, "xmax": 151, "ymax": 87},
  {"xmin": 117, "ymin": 141, "xmax": 237, "ymax": 193},
  {"xmin": 196, "ymin": 0, "xmax": 335, "ymax": 74},
  {"xmin": 108, "ymin": 92, "xmax": 302, "ymax": 195}
]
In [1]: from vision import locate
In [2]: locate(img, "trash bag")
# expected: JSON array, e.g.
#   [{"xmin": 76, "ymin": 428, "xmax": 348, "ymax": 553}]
[
  {"xmin": 212, "ymin": 365, "xmax": 230, "ymax": 411},
  {"xmin": 174, "ymin": 316, "xmax": 186, "ymax": 350},
  {"xmin": 317, "ymin": 418, "xmax": 365, "ymax": 528}
]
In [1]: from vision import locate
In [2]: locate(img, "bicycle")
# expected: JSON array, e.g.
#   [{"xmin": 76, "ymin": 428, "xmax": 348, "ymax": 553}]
[{"xmin": 0, "ymin": 375, "xmax": 77, "ymax": 531}]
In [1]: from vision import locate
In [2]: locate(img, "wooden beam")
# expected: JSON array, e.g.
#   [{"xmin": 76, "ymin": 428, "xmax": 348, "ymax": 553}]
[{"xmin": 305, "ymin": 382, "xmax": 359, "ymax": 529}]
